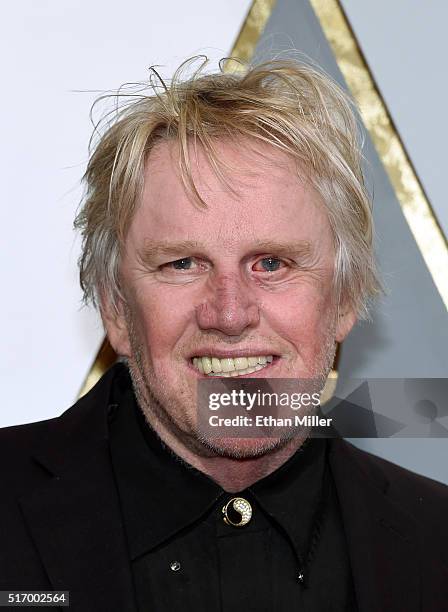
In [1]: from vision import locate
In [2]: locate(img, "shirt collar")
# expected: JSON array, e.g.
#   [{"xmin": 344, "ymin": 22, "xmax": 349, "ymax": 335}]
[
  {"xmin": 108, "ymin": 366, "xmax": 327, "ymax": 561},
  {"xmin": 108, "ymin": 369, "xmax": 223, "ymax": 559},
  {"xmin": 249, "ymin": 435, "xmax": 328, "ymax": 557}
]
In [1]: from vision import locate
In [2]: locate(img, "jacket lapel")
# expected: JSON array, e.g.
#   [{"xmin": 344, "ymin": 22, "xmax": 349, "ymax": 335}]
[
  {"xmin": 19, "ymin": 367, "xmax": 137, "ymax": 612},
  {"xmin": 329, "ymin": 439, "xmax": 421, "ymax": 612}
]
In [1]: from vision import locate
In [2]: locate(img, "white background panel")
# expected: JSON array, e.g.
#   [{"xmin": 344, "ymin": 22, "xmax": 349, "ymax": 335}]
[{"xmin": 1, "ymin": 0, "xmax": 251, "ymax": 427}]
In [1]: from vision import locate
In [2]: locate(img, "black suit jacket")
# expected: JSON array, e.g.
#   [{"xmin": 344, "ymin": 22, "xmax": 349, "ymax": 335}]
[{"xmin": 1, "ymin": 364, "xmax": 447, "ymax": 611}]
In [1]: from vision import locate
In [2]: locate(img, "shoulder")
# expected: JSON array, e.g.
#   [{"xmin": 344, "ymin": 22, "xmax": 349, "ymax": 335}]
[
  {"xmin": 334, "ymin": 439, "xmax": 448, "ymax": 526},
  {"xmin": 0, "ymin": 363, "xmax": 128, "ymax": 488},
  {"xmin": 0, "ymin": 418, "xmax": 58, "ymax": 486}
]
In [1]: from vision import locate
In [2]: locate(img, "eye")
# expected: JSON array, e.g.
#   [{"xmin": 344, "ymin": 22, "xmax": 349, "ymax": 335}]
[
  {"xmin": 252, "ymin": 257, "xmax": 286, "ymax": 273},
  {"xmin": 167, "ymin": 257, "xmax": 196, "ymax": 270}
]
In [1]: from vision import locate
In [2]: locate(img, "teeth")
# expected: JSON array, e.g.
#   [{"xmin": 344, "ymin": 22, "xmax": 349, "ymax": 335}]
[
  {"xmin": 192, "ymin": 355, "xmax": 274, "ymax": 376},
  {"xmin": 206, "ymin": 364, "xmax": 265, "ymax": 377},
  {"xmin": 211, "ymin": 357, "xmax": 222, "ymax": 373},
  {"xmin": 234, "ymin": 357, "xmax": 248, "ymax": 370},
  {"xmin": 202, "ymin": 356, "xmax": 212, "ymax": 374},
  {"xmin": 221, "ymin": 358, "xmax": 235, "ymax": 373}
]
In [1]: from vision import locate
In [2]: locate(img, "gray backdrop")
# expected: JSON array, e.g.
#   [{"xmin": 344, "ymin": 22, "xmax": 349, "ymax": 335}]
[{"xmin": 254, "ymin": 0, "xmax": 448, "ymax": 483}]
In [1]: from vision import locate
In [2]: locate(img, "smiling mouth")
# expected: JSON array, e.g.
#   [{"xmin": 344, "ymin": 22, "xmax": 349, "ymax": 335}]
[{"xmin": 191, "ymin": 355, "xmax": 274, "ymax": 377}]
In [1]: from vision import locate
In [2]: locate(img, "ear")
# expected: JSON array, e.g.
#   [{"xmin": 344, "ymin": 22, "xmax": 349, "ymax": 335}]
[
  {"xmin": 335, "ymin": 306, "xmax": 357, "ymax": 343},
  {"xmin": 99, "ymin": 293, "xmax": 132, "ymax": 358}
]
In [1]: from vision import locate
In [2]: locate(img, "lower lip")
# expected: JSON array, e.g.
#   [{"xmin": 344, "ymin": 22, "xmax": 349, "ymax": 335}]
[{"xmin": 188, "ymin": 357, "xmax": 279, "ymax": 378}]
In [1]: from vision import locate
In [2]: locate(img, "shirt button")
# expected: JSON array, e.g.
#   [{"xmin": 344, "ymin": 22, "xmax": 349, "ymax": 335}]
[
  {"xmin": 170, "ymin": 561, "xmax": 181, "ymax": 571},
  {"xmin": 222, "ymin": 497, "xmax": 253, "ymax": 527}
]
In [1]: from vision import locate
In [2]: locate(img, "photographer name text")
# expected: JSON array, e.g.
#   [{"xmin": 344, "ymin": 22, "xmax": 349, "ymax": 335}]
[{"xmin": 209, "ymin": 415, "xmax": 332, "ymax": 427}]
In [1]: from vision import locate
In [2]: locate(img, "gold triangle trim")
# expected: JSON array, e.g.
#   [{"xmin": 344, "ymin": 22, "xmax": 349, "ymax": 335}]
[
  {"xmin": 228, "ymin": 0, "xmax": 277, "ymax": 63},
  {"xmin": 78, "ymin": 337, "xmax": 117, "ymax": 398},
  {"xmin": 310, "ymin": 0, "xmax": 448, "ymax": 308}
]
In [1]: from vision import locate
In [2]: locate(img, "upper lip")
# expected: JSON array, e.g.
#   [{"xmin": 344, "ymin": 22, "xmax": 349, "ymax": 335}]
[{"xmin": 188, "ymin": 348, "xmax": 279, "ymax": 359}]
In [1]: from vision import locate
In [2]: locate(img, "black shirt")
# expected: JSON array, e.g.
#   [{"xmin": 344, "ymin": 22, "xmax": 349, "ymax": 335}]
[{"xmin": 108, "ymin": 368, "xmax": 357, "ymax": 611}]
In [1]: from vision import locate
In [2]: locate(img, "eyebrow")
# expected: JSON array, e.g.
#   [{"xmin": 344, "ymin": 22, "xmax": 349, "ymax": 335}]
[
  {"xmin": 136, "ymin": 240, "xmax": 204, "ymax": 264},
  {"xmin": 136, "ymin": 239, "xmax": 313, "ymax": 264},
  {"xmin": 246, "ymin": 240, "xmax": 313, "ymax": 258}
]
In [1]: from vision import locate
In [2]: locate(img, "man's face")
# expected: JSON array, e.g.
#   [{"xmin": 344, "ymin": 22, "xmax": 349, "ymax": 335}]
[{"xmin": 105, "ymin": 139, "xmax": 355, "ymax": 457}]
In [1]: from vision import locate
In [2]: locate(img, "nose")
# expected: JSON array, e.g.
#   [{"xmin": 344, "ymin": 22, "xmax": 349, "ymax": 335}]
[{"xmin": 195, "ymin": 273, "xmax": 260, "ymax": 336}]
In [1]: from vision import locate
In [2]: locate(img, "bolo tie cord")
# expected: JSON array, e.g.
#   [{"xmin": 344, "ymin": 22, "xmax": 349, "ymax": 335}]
[{"xmin": 297, "ymin": 470, "xmax": 331, "ymax": 588}]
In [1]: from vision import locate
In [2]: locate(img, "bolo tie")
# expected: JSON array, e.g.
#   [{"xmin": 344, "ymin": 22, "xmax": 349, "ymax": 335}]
[{"xmin": 222, "ymin": 467, "xmax": 331, "ymax": 589}]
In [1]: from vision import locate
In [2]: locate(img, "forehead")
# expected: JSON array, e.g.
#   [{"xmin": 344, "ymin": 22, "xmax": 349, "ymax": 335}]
[{"xmin": 127, "ymin": 138, "xmax": 333, "ymax": 254}]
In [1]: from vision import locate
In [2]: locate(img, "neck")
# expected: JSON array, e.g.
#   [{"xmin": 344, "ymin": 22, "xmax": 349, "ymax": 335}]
[
  {"xmin": 181, "ymin": 436, "xmax": 307, "ymax": 491},
  {"xmin": 141, "ymin": 407, "xmax": 308, "ymax": 491}
]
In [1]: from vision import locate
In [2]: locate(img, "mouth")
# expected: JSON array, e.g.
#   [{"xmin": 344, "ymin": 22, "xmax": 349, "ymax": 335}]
[{"xmin": 191, "ymin": 355, "xmax": 276, "ymax": 377}]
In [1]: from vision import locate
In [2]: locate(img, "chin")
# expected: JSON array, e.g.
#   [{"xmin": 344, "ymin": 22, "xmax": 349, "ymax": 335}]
[{"xmin": 197, "ymin": 434, "xmax": 293, "ymax": 460}]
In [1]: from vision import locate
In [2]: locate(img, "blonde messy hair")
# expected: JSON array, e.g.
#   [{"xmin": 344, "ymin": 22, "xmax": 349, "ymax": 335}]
[{"xmin": 75, "ymin": 56, "xmax": 382, "ymax": 318}]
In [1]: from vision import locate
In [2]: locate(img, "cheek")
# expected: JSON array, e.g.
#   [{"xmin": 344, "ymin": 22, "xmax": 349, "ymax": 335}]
[
  {"xmin": 128, "ymin": 286, "xmax": 193, "ymax": 361},
  {"xmin": 263, "ymin": 286, "xmax": 336, "ymax": 347}
]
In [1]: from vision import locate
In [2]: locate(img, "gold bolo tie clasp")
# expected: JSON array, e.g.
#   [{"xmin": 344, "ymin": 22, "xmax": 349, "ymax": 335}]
[{"xmin": 222, "ymin": 497, "xmax": 252, "ymax": 527}]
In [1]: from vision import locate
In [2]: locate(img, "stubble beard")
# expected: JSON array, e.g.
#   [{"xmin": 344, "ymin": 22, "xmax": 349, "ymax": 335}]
[{"xmin": 124, "ymin": 309, "xmax": 337, "ymax": 461}]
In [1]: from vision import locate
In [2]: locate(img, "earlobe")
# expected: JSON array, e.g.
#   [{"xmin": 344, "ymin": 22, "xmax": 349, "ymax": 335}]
[
  {"xmin": 99, "ymin": 294, "xmax": 132, "ymax": 358},
  {"xmin": 335, "ymin": 308, "xmax": 357, "ymax": 343}
]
